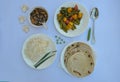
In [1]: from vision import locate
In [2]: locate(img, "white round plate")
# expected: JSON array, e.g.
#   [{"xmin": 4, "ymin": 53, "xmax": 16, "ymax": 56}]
[
  {"xmin": 54, "ymin": 2, "xmax": 89, "ymax": 37},
  {"xmin": 22, "ymin": 34, "xmax": 56, "ymax": 70},
  {"xmin": 61, "ymin": 41, "xmax": 95, "ymax": 77}
]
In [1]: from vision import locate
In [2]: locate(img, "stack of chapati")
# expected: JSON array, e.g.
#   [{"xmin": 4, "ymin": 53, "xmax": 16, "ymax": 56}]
[{"xmin": 64, "ymin": 42, "xmax": 95, "ymax": 78}]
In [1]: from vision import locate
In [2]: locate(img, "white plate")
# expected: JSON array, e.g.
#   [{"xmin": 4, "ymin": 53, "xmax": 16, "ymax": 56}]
[
  {"xmin": 54, "ymin": 2, "xmax": 89, "ymax": 37},
  {"xmin": 61, "ymin": 41, "xmax": 95, "ymax": 77},
  {"xmin": 22, "ymin": 34, "xmax": 56, "ymax": 70}
]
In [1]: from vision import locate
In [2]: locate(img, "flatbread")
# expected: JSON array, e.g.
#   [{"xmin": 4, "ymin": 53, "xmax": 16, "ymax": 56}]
[{"xmin": 64, "ymin": 42, "xmax": 95, "ymax": 77}]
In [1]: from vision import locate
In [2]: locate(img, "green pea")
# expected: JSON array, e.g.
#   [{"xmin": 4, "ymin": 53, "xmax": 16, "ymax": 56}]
[
  {"xmin": 63, "ymin": 41, "xmax": 65, "ymax": 44},
  {"xmin": 58, "ymin": 37, "xmax": 61, "ymax": 40},
  {"xmin": 56, "ymin": 41, "xmax": 59, "ymax": 44},
  {"xmin": 59, "ymin": 42, "xmax": 62, "ymax": 44},
  {"xmin": 61, "ymin": 39, "xmax": 63, "ymax": 41},
  {"xmin": 55, "ymin": 35, "xmax": 58, "ymax": 38}
]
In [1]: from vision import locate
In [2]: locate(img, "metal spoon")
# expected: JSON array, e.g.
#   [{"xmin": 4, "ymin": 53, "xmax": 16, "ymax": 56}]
[
  {"xmin": 90, "ymin": 7, "xmax": 99, "ymax": 44},
  {"xmin": 42, "ymin": 22, "xmax": 48, "ymax": 29},
  {"xmin": 42, "ymin": 18, "xmax": 48, "ymax": 29}
]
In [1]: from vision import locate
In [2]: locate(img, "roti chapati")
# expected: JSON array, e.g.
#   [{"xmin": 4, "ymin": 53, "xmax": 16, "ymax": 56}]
[{"xmin": 64, "ymin": 42, "xmax": 95, "ymax": 77}]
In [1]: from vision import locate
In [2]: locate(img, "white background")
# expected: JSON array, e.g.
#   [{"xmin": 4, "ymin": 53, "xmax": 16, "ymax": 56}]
[{"xmin": 0, "ymin": 0, "xmax": 120, "ymax": 82}]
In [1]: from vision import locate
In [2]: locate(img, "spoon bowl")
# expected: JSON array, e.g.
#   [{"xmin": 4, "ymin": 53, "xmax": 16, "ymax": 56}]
[{"xmin": 90, "ymin": 8, "xmax": 99, "ymax": 20}]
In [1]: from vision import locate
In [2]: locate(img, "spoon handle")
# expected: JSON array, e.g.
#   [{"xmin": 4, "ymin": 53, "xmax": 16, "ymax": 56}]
[
  {"xmin": 42, "ymin": 22, "xmax": 48, "ymax": 29},
  {"xmin": 91, "ymin": 19, "xmax": 96, "ymax": 44}
]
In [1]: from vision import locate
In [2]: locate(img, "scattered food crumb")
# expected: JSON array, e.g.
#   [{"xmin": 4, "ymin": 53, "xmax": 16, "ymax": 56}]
[
  {"xmin": 23, "ymin": 25, "xmax": 29, "ymax": 33},
  {"xmin": 19, "ymin": 5, "xmax": 30, "ymax": 33},
  {"xmin": 19, "ymin": 16, "xmax": 25, "ymax": 23},
  {"xmin": 21, "ymin": 5, "xmax": 29, "ymax": 13}
]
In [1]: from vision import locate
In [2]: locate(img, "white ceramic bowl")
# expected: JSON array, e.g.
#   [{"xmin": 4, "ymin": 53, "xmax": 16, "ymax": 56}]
[
  {"xmin": 54, "ymin": 2, "xmax": 89, "ymax": 37},
  {"xmin": 28, "ymin": 6, "xmax": 48, "ymax": 28},
  {"xmin": 61, "ymin": 41, "xmax": 96, "ymax": 78}
]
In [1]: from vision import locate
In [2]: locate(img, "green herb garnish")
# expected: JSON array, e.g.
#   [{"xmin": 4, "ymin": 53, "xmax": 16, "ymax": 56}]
[
  {"xmin": 87, "ymin": 28, "xmax": 91, "ymax": 41},
  {"xmin": 34, "ymin": 51, "xmax": 56, "ymax": 68}
]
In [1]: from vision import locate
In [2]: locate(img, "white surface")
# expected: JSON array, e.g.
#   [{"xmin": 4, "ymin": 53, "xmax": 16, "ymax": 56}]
[
  {"xmin": 22, "ymin": 34, "xmax": 56, "ymax": 70},
  {"xmin": 0, "ymin": 0, "xmax": 120, "ymax": 82},
  {"xmin": 54, "ymin": 2, "xmax": 89, "ymax": 37}
]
